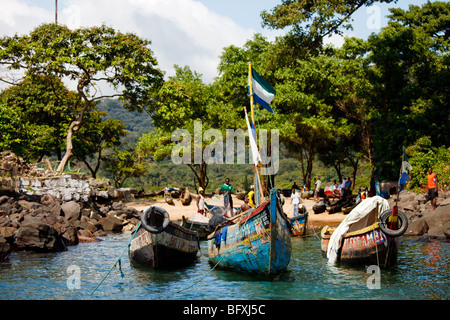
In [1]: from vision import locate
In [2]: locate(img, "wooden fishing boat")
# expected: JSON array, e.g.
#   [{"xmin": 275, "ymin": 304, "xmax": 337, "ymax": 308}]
[
  {"xmin": 164, "ymin": 192, "xmax": 174, "ymax": 205},
  {"xmin": 207, "ymin": 189, "xmax": 291, "ymax": 278},
  {"xmin": 301, "ymin": 190, "xmax": 313, "ymax": 199},
  {"xmin": 290, "ymin": 212, "xmax": 309, "ymax": 237},
  {"xmin": 312, "ymin": 200, "xmax": 326, "ymax": 214},
  {"xmin": 129, "ymin": 206, "xmax": 199, "ymax": 268},
  {"xmin": 342, "ymin": 204, "xmax": 356, "ymax": 214},
  {"xmin": 180, "ymin": 188, "xmax": 192, "ymax": 205},
  {"xmin": 321, "ymin": 224, "xmax": 398, "ymax": 268},
  {"xmin": 326, "ymin": 196, "xmax": 353, "ymax": 214},
  {"xmin": 321, "ymin": 197, "xmax": 408, "ymax": 269},
  {"xmin": 181, "ymin": 212, "xmax": 210, "ymax": 240}
]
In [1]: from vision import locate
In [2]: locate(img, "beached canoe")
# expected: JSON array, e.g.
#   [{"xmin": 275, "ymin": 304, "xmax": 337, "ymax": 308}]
[
  {"xmin": 321, "ymin": 196, "xmax": 408, "ymax": 269},
  {"xmin": 290, "ymin": 212, "xmax": 309, "ymax": 237},
  {"xmin": 164, "ymin": 192, "xmax": 174, "ymax": 205},
  {"xmin": 180, "ymin": 188, "xmax": 192, "ymax": 205},
  {"xmin": 301, "ymin": 190, "xmax": 313, "ymax": 199},
  {"xmin": 181, "ymin": 212, "xmax": 210, "ymax": 240},
  {"xmin": 129, "ymin": 206, "xmax": 199, "ymax": 268},
  {"xmin": 207, "ymin": 189, "xmax": 291, "ymax": 278},
  {"xmin": 312, "ymin": 200, "xmax": 326, "ymax": 214}
]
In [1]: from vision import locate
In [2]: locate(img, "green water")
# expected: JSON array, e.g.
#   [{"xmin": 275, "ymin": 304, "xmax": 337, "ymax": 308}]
[{"xmin": 0, "ymin": 233, "xmax": 448, "ymax": 300}]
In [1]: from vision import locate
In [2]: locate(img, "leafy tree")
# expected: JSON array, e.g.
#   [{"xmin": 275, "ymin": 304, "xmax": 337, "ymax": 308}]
[
  {"xmin": 0, "ymin": 75, "xmax": 73, "ymax": 161},
  {"xmin": 103, "ymin": 147, "xmax": 148, "ymax": 188},
  {"xmin": 72, "ymin": 110, "xmax": 127, "ymax": 178},
  {"xmin": 0, "ymin": 23, "xmax": 164, "ymax": 172},
  {"xmin": 365, "ymin": 1, "xmax": 450, "ymax": 179},
  {"xmin": 261, "ymin": 0, "xmax": 396, "ymax": 45},
  {"xmin": 406, "ymin": 136, "xmax": 450, "ymax": 193},
  {"xmin": 137, "ymin": 65, "xmax": 241, "ymax": 192}
]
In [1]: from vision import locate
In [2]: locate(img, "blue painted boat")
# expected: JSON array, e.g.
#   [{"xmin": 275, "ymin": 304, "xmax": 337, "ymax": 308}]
[
  {"xmin": 207, "ymin": 188, "xmax": 292, "ymax": 278},
  {"xmin": 290, "ymin": 212, "xmax": 308, "ymax": 237}
]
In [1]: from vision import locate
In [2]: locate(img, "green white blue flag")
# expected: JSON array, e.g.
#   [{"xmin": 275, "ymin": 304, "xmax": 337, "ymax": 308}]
[{"xmin": 249, "ymin": 67, "xmax": 276, "ymax": 113}]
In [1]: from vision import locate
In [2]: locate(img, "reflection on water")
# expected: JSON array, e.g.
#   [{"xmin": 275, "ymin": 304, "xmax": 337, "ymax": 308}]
[{"xmin": 0, "ymin": 232, "xmax": 448, "ymax": 300}]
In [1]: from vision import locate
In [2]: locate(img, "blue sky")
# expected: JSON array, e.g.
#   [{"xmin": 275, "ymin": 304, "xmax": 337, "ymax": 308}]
[{"xmin": 0, "ymin": 0, "xmax": 429, "ymax": 84}]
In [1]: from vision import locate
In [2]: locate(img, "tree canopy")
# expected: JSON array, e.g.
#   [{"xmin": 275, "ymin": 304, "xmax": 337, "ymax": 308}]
[{"xmin": 0, "ymin": 23, "xmax": 164, "ymax": 171}]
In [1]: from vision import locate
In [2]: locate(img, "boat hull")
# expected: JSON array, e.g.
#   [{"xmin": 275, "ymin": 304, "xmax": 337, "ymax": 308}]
[
  {"xmin": 129, "ymin": 222, "xmax": 199, "ymax": 269},
  {"xmin": 290, "ymin": 212, "xmax": 308, "ymax": 237},
  {"xmin": 321, "ymin": 224, "xmax": 398, "ymax": 269},
  {"xmin": 207, "ymin": 189, "xmax": 291, "ymax": 278},
  {"xmin": 182, "ymin": 216, "xmax": 210, "ymax": 240}
]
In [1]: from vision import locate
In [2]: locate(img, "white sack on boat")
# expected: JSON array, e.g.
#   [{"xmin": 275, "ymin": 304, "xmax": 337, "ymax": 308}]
[
  {"xmin": 188, "ymin": 212, "xmax": 210, "ymax": 223},
  {"xmin": 326, "ymin": 196, "xmax": 390, "ymax": 265}
]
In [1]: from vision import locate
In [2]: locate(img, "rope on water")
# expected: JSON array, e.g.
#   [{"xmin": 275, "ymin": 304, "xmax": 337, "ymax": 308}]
[
  {"xmin": 90, "ymin": 222, "xmax": 141, "ymax": 295},
  {"xmin": 174, "ymin": 255, "xmax": 224, "ymax": 294}
]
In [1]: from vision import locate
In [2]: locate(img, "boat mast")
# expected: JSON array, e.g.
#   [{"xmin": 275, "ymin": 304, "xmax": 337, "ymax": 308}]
[{"xmin": 248, "ymin": 62, "xmax": 264, "ymax": 205}]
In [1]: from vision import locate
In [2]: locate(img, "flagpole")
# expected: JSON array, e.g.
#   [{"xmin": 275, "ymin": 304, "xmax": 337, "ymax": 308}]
[
  {"xmin": 244, "ymin": 106, "xmax": 264, "ymax": 205},
  {"xmin": 248, "ymin": 64, "xmax": 263, "ymax": 205},
  {"xmin": 248, "ymin": 63, "xmax": 256, "ymax": 126}
]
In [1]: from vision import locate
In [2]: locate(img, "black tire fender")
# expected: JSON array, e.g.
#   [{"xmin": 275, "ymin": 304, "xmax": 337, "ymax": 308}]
[
  {"xmin": 379, "ymin": 209, "xmax": 408, "ymax": 237},
  {"xmin": 141, "ymin": 206, "xmax": 170, "ymax": 234}
]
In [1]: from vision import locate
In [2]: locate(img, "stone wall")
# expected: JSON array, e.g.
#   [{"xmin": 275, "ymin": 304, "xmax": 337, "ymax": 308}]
[{"xmin": 18, "ymin": 175, "xmax": 92, "ymax": 202}]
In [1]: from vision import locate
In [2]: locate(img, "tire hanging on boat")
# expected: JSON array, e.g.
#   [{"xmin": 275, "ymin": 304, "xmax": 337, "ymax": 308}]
[
  {"xmin": 141, "ymin": 206, "xmax": 170, "ymax": 234},
  {"xmin": 378, "ymin": 209, "xmax": 408, "ymax": 237}
]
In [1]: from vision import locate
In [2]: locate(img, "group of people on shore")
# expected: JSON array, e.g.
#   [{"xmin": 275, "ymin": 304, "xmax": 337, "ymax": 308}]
[
  {"xmin": 192, "ymin": 178, "xmax": 255, "ymax": 218},
  {"xmin": 190, "ymin": 167, "xmax": 439, "ymax": 219}
]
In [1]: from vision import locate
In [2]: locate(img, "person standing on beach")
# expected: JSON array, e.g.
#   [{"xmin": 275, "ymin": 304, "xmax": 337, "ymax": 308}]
[
  {"xmin": 314, "ymin": 177, "xmax": 322, "ymax": 200},
  {"xmin": 192, "ymin": 187, "xmax": 206, "ymax": 216},
  {"xmin": 220, "ymin": 178, "xmax": 234, "ymax": 217},
  {"xmin": 426, "ymin": 167, "xmax": 438, "ymax": 211},
  {"xmin": 290, "ymin": 189, "xmax": 301, "ymax": 216}
]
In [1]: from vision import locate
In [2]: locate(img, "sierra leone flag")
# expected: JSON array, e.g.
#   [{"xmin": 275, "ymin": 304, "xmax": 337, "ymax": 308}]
[{"xmin": 249, "ymin": 67, "xmax": 276, "ymax": 113}]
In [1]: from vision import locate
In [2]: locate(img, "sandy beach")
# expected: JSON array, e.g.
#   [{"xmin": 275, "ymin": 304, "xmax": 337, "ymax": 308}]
[{"xmin": 125, "ymin": 193, "xmax": 347, "ymax": 227}]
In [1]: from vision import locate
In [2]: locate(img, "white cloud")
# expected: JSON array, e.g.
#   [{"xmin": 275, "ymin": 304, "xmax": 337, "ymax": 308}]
[
  {"xmin": 54, "ymin": 0, "xmax": 253, "ymax": 83},
  {"xmin": 0, "ymin": 0, "xmax": 52, "ymax": 35}
]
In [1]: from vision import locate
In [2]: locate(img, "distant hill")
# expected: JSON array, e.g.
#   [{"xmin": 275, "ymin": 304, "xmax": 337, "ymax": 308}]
[{"xmin": 97, "ymin": 98, "xmax": 154, "ymax": 146}]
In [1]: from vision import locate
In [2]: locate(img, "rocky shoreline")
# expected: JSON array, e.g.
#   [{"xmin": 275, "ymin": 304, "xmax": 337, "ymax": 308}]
[
  {"xmin": 388, "ymin": 190, "xmax": 450, "ymax": 240},
  {"xmin": 0, "ymin": 192, "xmax": 141, "ymax": 261}
]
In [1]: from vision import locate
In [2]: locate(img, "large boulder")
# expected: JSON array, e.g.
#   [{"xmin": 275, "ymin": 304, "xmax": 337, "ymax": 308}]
[
  {"xmin": 61, "ymin": 201, "xmax": 81, "ymax": 222},
  {"xmin": 98, "ymin": 216, "xmax": 123, "ymax": 232},
  {"xmin": 14, "ymin": 217, "xmax": 66, "ymax": 252},
  {"xmin": 0, "ymin": 226, "xmax": 17, "ymax": 241},
  {"xmin": 405, "ymin": 219, "xmax": 429, "ymax": 236},
  {"xmin": 443, "ymin": 221, "xmax": 450, "ymax": 239}
]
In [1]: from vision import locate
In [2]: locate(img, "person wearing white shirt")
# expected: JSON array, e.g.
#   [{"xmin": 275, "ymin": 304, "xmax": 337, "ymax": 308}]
[
  {"xmin": 290, "ymin": 189, "xmax": 301, "ymax": 216},
  {"xmin": 314, "ymin": 177, "xmax": 322, "ymax": 199}
]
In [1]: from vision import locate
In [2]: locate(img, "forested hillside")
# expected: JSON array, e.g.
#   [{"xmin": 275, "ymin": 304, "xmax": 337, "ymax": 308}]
[{"xmin": 97, "ymin": 99, "xmax": 154, "ymax": 147}]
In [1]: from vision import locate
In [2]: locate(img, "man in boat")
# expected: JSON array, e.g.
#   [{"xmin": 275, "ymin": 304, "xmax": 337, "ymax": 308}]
[
  {"xmin": 192, "ymin": 187, "xmax": 206, "ymax": 216},
  {"xmin": 426, "ymin": 167, "xmax": 438, "ymax": 211},
  {"xmin": 247, "ymin": 185, "xmax": 256, "ymax": 208},
  {"xmin": 220, "ymin": 178, "xmax": 234, "ymax": 217},
  {"xmin": 235, "ymin": 195, "xmax": 251, "ymax": 215}
]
